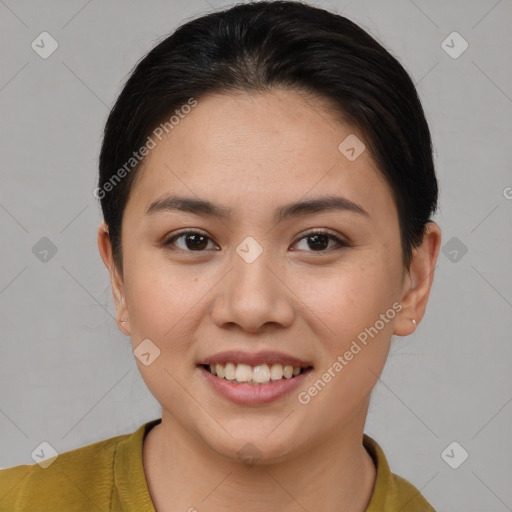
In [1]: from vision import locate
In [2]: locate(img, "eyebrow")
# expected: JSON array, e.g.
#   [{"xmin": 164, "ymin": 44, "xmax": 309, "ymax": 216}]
[{"xmin": 145, "ymin": 194, "xmax": 369, "ymax": 221}]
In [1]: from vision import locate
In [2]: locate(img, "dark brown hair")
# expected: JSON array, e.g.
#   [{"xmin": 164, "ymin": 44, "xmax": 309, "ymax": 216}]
[{"xmin": 98, "ymin": 0, "xmax": 438, "ymax": 271}]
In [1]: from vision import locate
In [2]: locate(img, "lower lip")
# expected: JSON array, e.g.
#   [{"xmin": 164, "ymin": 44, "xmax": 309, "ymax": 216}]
[{"xmin": 198, "ymin": 366, "xmax": 312, "ymax": 405}]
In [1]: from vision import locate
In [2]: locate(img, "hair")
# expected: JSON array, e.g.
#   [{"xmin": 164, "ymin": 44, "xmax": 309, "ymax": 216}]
[{"xmin": 98, "ymin": 0, "xmax": 438, "ymax": 272}]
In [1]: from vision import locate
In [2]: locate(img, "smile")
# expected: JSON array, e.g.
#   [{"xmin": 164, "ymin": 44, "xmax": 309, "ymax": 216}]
[
  {"xmin": 198, "ymin": 350, "xmax": 313, "ymax": 404},
  {"xmin": 203, "ymin": 362, "xmax": 308, "ymax": 385}
]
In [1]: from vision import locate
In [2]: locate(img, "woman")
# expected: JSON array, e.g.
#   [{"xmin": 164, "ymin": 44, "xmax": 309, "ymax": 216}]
[{"xmin": 0, "ymin": 1, "xmax": 441, "ymax": 510}]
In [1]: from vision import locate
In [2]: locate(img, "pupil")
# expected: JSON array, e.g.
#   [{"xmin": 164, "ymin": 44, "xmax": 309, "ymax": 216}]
[
  {"xmin": 186, "ymin": 234, "xmax": 208, "ymax": 250},
  {"xmin": 183, "ymin": 234, "xmax": 329, "ymax": 251},
  {"xmin": 308, "ymin": 234, "xmax": 328, "ymax": 250}
]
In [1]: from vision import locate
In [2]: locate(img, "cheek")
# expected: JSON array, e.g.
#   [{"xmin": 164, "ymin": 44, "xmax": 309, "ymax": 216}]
[
  {"xmin": 296, "ymin": 256, "xmax": 401, "ymax": 337},
  {"xmin": 121, "ymin": 259, "xmax": 204, "ymax": 403},
  {"xmin": 122, "ymin": 250, "xmax": 204, "ymax": 342},
  {"xmin": 294, "ymin": 260, "xmax": 399, "ymax": 429}
]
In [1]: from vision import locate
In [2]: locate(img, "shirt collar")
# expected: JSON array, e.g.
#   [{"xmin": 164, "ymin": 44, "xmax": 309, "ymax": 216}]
[
  {"xmin": 114, "ymin": 421, "xmax": 407, "ymax": 511},
  {"xmin": 114, "ymin": 418, "xmax": 161, "ymax": 512}
]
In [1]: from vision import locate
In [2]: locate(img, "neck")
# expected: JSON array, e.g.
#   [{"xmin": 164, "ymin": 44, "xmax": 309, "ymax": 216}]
[{"xmin": 143, "ymin": 405, "xmax": 376, "ymax": 512}]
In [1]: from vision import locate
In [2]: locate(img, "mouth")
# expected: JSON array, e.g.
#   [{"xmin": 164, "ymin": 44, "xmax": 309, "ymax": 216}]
[
  {"xmin": 200, "ymin": 362, "xmax": 313, "ymax": 385},
  {"xmin": 197, "ymin": 351, "xmax": 314, "ymax": 404}
]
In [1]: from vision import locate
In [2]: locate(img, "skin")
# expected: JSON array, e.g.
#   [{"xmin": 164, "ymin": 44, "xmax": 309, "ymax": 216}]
[{"xmin": 98, "ymin": 89, "xmax": 441, "ymax": 512}]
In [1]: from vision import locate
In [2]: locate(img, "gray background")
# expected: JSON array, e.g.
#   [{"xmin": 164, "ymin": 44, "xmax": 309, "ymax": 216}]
[{"xmin": 1, "ymin": 0, "xmax": 511, "ymax": 510}]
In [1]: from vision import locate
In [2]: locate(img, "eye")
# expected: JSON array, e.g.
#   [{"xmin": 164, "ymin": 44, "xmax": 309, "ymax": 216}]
[
  {"xmin": 163, "ymin": 229, "xmax": 348, "ymax": 253},
  {"xmin": 291, "ymin": 230, "xmax": 348, "ymax": 252},
  {"xmin": 164, "ymin": 230, "xmax": 218, "ymax": 251}
]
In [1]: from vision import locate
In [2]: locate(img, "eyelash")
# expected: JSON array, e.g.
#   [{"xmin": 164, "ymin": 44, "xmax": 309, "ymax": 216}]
[{"xmin": 163, "ymin": 229, "xmax": 349, "ymax": 253}]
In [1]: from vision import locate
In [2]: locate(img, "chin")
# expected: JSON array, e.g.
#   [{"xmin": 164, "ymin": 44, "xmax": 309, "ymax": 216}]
[{"xmin": 195, "ymin": 418, "xmax": 312, "ymax": 466}]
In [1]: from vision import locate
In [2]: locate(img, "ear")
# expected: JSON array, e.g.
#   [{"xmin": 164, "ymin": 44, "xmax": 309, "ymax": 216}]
[
  {"xmin": 97, "ymin": 222, "xmax": 130, "ymax": 335},
  {"xmin": 394, "ymin": 222, "xmax": 442, "ymax": 336}
]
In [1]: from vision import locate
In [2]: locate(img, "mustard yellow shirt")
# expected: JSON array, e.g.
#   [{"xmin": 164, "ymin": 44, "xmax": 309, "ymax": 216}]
[{"xmin": 0, "ymin": 418, "xmax": 435, "ymax": 511}]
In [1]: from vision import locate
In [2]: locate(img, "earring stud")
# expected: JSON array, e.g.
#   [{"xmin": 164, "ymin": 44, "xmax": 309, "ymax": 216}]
[{"xmin": 412, "ymin": 319, "xmax": 417, "ymax": 326}]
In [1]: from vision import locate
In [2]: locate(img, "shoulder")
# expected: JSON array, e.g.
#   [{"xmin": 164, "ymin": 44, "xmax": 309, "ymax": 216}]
[
  {"xmin": 0, "ymin": 427, "xmax": 137, "ymax": 511},
  {"xmin": 385, "ymin": 471, "xmax": 436, "ymax": 511},
  {"xmin": 363, "ymin": 434, "xmax": 436, "ymax": 512}
]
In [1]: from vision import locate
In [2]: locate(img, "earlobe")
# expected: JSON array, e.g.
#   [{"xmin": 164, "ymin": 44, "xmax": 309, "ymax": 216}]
[
  {"xmin": 393, "ymin": 222, "xmax": 441, "ymax": 337},
  {"xmin": 97, "ymin": 223, "xmax": 131, "ymax": 335},
  {"xmin": 118, "ymin": 317, "xmax": 131, "ymax": 334}
]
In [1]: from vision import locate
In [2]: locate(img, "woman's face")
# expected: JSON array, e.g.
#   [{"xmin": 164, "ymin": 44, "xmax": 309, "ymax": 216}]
[{"xmin": 101, "ymin": 89, "xmax": 421, "ymax": 461}]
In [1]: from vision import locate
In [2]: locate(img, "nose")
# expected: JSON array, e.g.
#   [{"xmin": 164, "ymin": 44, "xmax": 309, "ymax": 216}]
[{"xmin": 210, "ymin": 245, "xmax": 295, "ymax": 333}]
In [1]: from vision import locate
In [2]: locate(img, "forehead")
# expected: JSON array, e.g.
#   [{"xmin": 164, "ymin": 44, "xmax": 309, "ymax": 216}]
[{"xmin": 126, "ymin": 89, "xmax": 395, "ymax": 219}]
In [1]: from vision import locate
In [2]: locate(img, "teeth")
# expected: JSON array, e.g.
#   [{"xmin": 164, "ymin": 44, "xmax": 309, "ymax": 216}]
[
  {"xmin": 206, "ymin": 362, "xmax": 305, "ymax": 384},
  {"xmin": 215, "ymin": 364, "xmax": 225, "ymax": 378},
  {"xmin": 253, "ymin": 364, "xmax": 271, "ymax": 383},
  {"xmin": 270, "ymin": 364, "xmax": 283, "ymax": 381},
  {"xmin": 235, "ymin": 364, "xmax": 252, "ymax": 382},
  {"xmin": 225, "ymin": 362, "xmax": 236, "ymax": 380}
]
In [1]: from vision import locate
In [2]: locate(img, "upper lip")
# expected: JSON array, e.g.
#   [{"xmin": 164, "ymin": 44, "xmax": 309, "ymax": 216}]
[{"xmin": 199, "ymin": 350, "xmax": 313, "ymax": 368}]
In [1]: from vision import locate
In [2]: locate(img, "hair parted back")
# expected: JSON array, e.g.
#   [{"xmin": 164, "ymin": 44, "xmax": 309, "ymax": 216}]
[{"xmin": 98, "ymin": 0, "xmax": 438, "ymax": 272}]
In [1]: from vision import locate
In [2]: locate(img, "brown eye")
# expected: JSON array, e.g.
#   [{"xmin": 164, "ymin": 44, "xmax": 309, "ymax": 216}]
[
  {"xmin": 165, "ymin": 231, "xmax": 217, "ymax": 251},
  {"xmin": 292, "ymin": 230, "xmax": 348, "ymax": 252},
  {"xmin": 183, "ymin": 233, "xmax": 209, "ymax": 250},
  {"xmin": 306, "ymin": 234, "xmax": 329, "ymax": 251}
]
